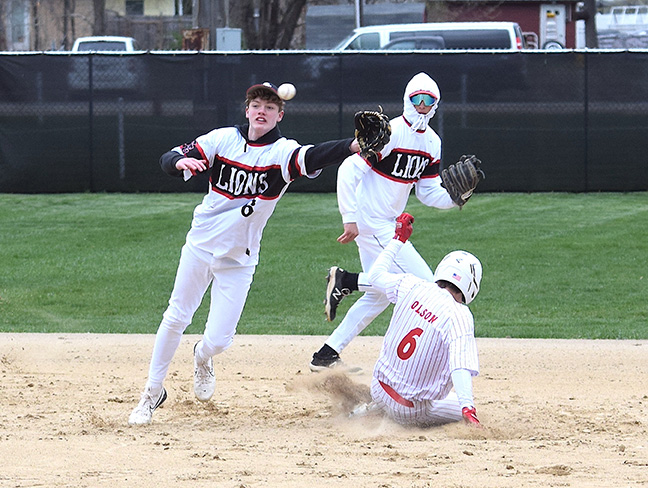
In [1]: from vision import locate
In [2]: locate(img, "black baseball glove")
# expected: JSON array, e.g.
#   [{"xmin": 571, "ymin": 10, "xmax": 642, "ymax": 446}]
[
  {"xmin": 440, "ymin": 155, "xmax": 485, "ymax": 207},
  {"xmin": 354, "ymin": 109, "xmax": 391, "ymax": 159}
]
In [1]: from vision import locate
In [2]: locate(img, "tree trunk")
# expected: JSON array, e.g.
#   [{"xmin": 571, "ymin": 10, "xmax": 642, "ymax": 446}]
[
  {"xmin": 194, "ymin": 0, "xmax": 225, "ymax": 49},
  {"xmin": 63, "ymin": 0, "xmax": 71, "ymax": 49},
  {"xmin": 31, "ymin": 0, "xmax": 39, "ymax": 50},
  {"xmin": 275, "ymin": 0, "xmax": 307, "ymax": 49},
  {"xmin": 0, "ymin": 2, "xmax": 6, "ymax": 51},
  {"xmin": 93, "ymin": 0, "xmax": 106, "ymax": 36},
  {"xmin": 584, "ymin": 0, "xmax": 598, "ymax": 48},
  {"xmin": 233, "ymin": 0, "xmax": 307, "ymax": 50}
]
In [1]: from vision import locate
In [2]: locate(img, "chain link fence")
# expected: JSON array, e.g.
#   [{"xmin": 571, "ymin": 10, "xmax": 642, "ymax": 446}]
[{"xmin": 0, "ymin": 50, "xmax": 646, "ymax": 193}]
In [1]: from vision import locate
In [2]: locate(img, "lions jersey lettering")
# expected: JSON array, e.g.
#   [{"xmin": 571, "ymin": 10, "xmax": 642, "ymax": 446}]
[
  {"xmin": 211, "ymin": 158, "xmax": 285, "ymax": 200},
  {"xmin": 179, "ymin": 137, "xmax": 290, "ymax": 201},
  {"xmin": 371, "ymin": 149, "xmax": 439, "ymax": 183}
]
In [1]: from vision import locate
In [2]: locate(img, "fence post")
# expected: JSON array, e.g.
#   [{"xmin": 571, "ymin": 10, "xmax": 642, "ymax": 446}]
[
  {"xmin": 583, "ymin": 51, "xmax": 589, "ymax": 192},
  {"xmin": 88, "ymin": 54, "xmax": 95, "ymax": 192},
  {"xmin": 118, "ymin": 97, "xmax": 126, "ymax": 180}
]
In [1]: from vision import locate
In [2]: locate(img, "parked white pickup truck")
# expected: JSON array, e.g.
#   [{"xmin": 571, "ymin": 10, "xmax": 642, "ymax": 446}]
[
  {"xmin": 67, "ymin": 36, "xmax": 145, "ymax": 94},
  {"xmin": 71, "ymin": 36, "xmax": 140, "ymax": 52}
]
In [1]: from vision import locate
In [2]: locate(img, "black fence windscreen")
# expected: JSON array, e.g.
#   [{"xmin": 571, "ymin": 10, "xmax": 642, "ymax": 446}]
[{"xmin": 0, "ymin": 50, "xmax": 646, "ymax": 193}]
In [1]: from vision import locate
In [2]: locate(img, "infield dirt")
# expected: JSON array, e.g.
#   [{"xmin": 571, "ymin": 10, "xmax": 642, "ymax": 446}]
[{"xmin": 1, "ymin": 333, "xmax": 646, "ymax": 487}]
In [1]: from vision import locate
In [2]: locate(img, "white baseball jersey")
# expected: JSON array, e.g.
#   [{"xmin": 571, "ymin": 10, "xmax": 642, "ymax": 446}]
[
  {"xmin": 171, "ymin": 126, "xmax": 313, "ymax": 266},
  {"xmin": 337, "ymin": 74, "xmax": 455, "ymax": 234},
  {"xmin": 147, "ymin": 125, "xmax": 353, "ymax": 388},
  {"xmin": 370, "ymin": 240, "xmax": 479, "ymax": 404}
]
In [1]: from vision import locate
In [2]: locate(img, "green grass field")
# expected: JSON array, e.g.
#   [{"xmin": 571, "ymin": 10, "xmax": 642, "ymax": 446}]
[{"xmin": 1, "ymin": 192, "xmax": 646, "ymax": 338}]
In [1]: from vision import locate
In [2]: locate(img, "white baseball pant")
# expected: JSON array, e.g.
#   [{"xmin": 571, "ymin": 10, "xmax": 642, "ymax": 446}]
[{"xmin": 146, "ymin": 243, "xmax": 255, "ymax": 390}]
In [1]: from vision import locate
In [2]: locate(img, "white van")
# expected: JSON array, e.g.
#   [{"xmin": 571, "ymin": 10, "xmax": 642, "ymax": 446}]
[{"xmin": 334, "ymin": 22, "xmax": 528, "ymax": 50}]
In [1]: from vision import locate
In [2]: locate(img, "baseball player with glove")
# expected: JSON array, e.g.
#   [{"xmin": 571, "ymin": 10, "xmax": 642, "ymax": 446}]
[
  {"xmin": 310, "ymin": 72, "xmax": 484, "ymax": 372},
  {"xmin": 128, "ymin": 82, "xmax": 361, "ymax": 425},
  {"xmin": 348, "ymin": 213, "xmax": 483, "ymax": 427}
]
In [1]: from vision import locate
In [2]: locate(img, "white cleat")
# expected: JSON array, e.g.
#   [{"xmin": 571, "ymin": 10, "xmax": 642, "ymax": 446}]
[
  {"xmin": 194, "ymin": 341, "xmax": 215, "ymax": 402},
  {"xmin": 349, "ymin": 401, "xmax": 381, "ymax": 419},
  {"xmin": 128, "ymin": 386, "xmax": 167, "ymax": 426}
]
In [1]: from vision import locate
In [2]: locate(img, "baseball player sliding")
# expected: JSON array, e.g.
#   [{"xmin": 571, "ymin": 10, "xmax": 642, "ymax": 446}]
[
  {"xmin": 129, "ymin": 81, "xmax": 361, "ymax": 425},
  {"xmin": 348, "ymin": 213, "xmax": 483, "ymax": 427},
  {"xmin": 310, "ymin": 72, "xmax": 483, "ymax": 372}
]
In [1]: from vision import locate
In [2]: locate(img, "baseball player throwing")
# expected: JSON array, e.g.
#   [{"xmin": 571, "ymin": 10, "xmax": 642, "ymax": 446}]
[
  {"xmin": 129, "ymin": 82, "xmax": 360, "ymax": 425},
  {"xmin": 311, "ymin": 72, "xmax": 460, "ymax": 371},
  {"xmin": 350, "ymin": 213, "xmax": 483, "ymax": 427}
]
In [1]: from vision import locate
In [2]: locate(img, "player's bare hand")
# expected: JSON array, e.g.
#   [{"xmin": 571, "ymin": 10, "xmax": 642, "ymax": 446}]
[
  {"xmin": 350, "ymin": 139, "xmax": 360, "ymax": 154},
  {"xmin": 337, "ymin": 222, "xmax": 359, "ymax": 244},
  {"xmin": 462, "ymin": 406, "xmax": 482, "ymax": 428},
  {"xmin": 176, "ymin": 157, "xmax": 208, "ymax": 173}
]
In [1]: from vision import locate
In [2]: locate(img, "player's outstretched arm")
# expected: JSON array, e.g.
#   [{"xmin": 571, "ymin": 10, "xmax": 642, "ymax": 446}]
[
  {"xmin": 366, "ymin": 213, "xmax": 414, "ymax": 295},
  {"xmin": 451, "ymin": 368, "xmax": 481, "ymax": 427},
  {"xmin": 302, "ymin": 138, "xmax": 356, "ymax": 174}
]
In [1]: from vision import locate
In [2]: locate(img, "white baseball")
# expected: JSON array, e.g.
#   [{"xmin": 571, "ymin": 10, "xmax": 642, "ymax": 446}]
[{"xmin": 278, "ymin": 83, "xmax": 297, "ymax": 101}]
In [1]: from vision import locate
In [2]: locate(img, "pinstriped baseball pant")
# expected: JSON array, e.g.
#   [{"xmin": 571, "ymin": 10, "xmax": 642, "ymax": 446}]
[{"xmin": 370, "ymin": 376, "xmax": 463, "ymax": 426}]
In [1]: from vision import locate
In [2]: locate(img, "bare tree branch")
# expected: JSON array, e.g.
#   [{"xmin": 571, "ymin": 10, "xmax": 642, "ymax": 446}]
[{"xmin": 232, "ymin": 0, "xmax": 307, "ymax": 50}]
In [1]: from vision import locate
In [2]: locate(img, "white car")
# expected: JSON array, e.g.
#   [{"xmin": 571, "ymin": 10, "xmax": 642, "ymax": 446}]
[
  {"xmin": 67, "ymin": 36, "xmax": 145, "ymax": 93},
  {"xmin": 71, "ymin": 36, "xmax": 140, "ymax": 52}
]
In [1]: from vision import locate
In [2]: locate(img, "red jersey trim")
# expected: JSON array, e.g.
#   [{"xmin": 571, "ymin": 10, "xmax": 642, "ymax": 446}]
[
  {"xmin": 214, "ymin": 154, "xmax": 282, "ymax": 173},
  {"xmin": 369, "ymin": 167, "xmax": 415, "ymax": 184},
  {"xmin": 194, "ymin": 142, "xmax": 208, "ymax": 162}
]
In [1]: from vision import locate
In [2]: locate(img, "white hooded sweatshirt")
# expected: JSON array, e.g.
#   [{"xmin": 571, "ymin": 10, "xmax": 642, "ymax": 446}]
[{"xmin": 337, "ymin": 72, "xmax": 455, "ymax": 232}]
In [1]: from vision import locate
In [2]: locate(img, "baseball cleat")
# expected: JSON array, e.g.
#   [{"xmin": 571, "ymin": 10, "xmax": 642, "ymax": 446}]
[
  {"xmin": 349, "ymin": 401, "xmax": 382, "ymax": 419},
  {"xmin": 128, "ymin": 386, "xmax": 167, "ymax": 426},
  {"xmin": 324, "ymin": 266, "xmax": 352, "ymax": 321},
  {"xmin": 194, "ymin": 341, "xmax": 216, "ymax": 402},
  {"xmin": 309, "ymin": 353, "xmax": 362, "ymax": 374}
]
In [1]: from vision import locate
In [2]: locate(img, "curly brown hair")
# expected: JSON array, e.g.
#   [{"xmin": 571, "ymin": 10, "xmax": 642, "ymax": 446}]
[{"xmin": 245, "ymin": 87, "xmax": 285, "ymax": 111}]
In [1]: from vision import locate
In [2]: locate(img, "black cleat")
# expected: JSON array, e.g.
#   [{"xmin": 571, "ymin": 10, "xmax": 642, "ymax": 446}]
[
  {"xmin": 309, "ymin": 351, "xmax": 343, "ymax": 372},
  {"xmin": 324, "ymin": 266, "xmax": 352, "ymax": 321},
  {"xmin": 310, "ymin": 346, "xmax": 362, "ymax": 374}
]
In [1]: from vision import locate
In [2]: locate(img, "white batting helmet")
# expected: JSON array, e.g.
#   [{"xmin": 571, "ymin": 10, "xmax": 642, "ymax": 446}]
[{"xmin": 434, "ymin": 250, "xmax": 482, "ymax": 304}]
